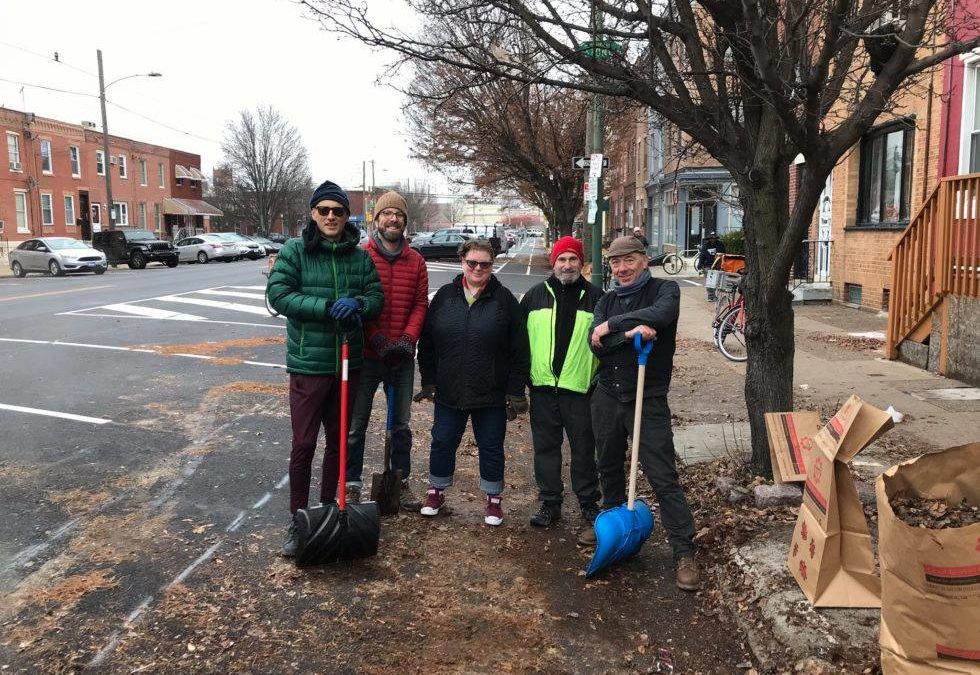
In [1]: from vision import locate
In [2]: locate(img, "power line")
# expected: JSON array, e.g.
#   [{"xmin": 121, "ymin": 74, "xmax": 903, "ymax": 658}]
[
  {"xmin": 106, "ymin": 99, "xmax": 221, "ymax": 145},
  {"xmin": 0, "ymin": 40, "xmax": 98, "ymax": 79},
  {"xmin": 0, "ymin": 76, "xmax": 97, "ymax": 98}
]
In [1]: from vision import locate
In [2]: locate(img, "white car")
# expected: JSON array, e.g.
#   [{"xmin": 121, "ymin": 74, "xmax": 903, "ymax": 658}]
[
  {"xmin": 8, "ymin": 237, "xmax": 107, "ymax": 277},
  {"xmin": 213, "ymin": 233, "xmax": 265, "ymax": 260},
  {"xmin": 175, "ymin": 234, "xmax": 238, "ymax": 264}
]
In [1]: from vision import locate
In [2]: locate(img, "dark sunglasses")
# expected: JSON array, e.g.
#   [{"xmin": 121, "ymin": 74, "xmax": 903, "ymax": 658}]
[
  {"xmin": 464, "ymin": 260, "xmax": 493, "ymax": 270},
  {"xmin": 315, "ymin": 206, "xmax": 347, "ymax": 217}
]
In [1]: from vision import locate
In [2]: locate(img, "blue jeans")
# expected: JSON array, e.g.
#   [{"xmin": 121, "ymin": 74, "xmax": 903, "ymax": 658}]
[
  {"xmin": 428, "ymin": 402, "xmax": 507, "ymax": 495},
  {"xmin": 345, "ymin": 357, "xmax": 415, "ymax": 487}
]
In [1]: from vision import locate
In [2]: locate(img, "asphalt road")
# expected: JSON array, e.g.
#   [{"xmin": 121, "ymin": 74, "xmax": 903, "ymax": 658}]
[{"xmin": 0, "ymin": 237, "xmax": 555, "ymax": 669}]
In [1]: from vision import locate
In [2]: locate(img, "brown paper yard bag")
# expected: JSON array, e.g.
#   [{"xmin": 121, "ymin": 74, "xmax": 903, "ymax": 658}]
[
  {"xmin": 787, "ymin": 395, "xmax": 893, "ymax": 607},
  {"xmin": 765, "ymin": 412, "xmax": 821, "ymax": 483},
  {"xmin": 877, "ymin": 442, "xmax": 980, "ymax": 674}
]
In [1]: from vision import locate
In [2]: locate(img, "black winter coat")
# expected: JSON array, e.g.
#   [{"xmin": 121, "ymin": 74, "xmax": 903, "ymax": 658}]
[
  {"xmin": 419, "ymin": 274, "xmax": 530, "ymax": 410},
  {"xmin": 589, "ymin": 277, "xmax": 680, "ymax": 401}
]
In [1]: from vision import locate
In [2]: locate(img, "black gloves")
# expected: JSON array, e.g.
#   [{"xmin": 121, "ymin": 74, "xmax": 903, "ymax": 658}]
[
  {"xmin": 413, "ymin": 385, "xmax": 435, "ymax": 403},
  {"xmin": 505, "ymin": 395, "xmax": 528, "ymax": 421}
]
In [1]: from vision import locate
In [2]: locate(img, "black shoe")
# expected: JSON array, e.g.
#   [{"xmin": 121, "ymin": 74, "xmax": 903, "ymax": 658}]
[
  {"xmin": 281, "ymin": 518, "xmax": 299, "ymax": 557},
  {"xmin": 577, "ymin": 504, "xmax": 600, "ymax": 545},
  {"xmin": 529, "ymin": 502, "xmax": 561, "ymax": 527},
  {"xmin": 400, "ymin": 480, "xmax": 422, "ymax": 512},
  {"xmin": 581, "ymin": 503, "xmax": 600, "ymax": 523}
]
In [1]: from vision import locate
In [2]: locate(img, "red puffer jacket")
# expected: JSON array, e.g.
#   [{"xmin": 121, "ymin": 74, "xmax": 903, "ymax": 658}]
[{"xmin": 362, "ymin": 236, "xmax": 429, "ymax": 360}]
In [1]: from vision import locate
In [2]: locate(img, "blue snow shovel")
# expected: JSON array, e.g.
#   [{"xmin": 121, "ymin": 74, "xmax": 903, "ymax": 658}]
[{"xmin": 586, "ymin": 333, "xmax": 656, "ymax": 577}]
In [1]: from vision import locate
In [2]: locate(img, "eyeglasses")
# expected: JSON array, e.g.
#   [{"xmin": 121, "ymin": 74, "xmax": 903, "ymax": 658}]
[
  {"xmin": 464, "ymin": 260, "xmax": 493, "ymax": 270},
  {"xmin": 378, "ymin": 209, "xmax": 405, "ymax": 220},
  {"xmin": 315, "ymin": 206, "xmax": 347, "ymax": 217}
]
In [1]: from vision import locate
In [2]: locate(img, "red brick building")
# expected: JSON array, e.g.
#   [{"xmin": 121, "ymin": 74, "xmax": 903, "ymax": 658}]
[{"xmin": 0, "ymin": 107, "xmax": 219, "ymax": 250}]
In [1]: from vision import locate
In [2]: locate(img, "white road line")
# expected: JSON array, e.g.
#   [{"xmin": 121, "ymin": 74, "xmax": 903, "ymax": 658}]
[
  {"xmin": 100, "ymin": 303, "xmax": 206, "ymax": 321},
  {"xmin": 87, "ymin": 595, "xmax": 154, "ymax": 669},
  {"xmin": 680, "ymin": 279, "xmax": 702, "ymax": 287},
  {"xmin": 274, "ymin": 474, "xmax": 290, "ymax": 489},
  {"xmin": 252, "ymin": 492, "xmax": 272, "ymax": 509},
  {"xmin": 0, "ymin": 403, "xmax": 111, "ymax": 425},
  {"xmin": 242, "ymin": 360, "xmax": 286, "ymax": 369},
  {"xmin": 223, "ymin": 285, "xmax": 266, "ymax": 290},
  {"xmin": 172, "ymin": 543, "xmax": 221, "ymax": 585},
  {"xmin": 496, "ymin": 261, "xmax": 509, "ymax": 273},
  {"xmin": 225, "ymin": 511, "xmax": 247, "ymax": 532},
  {"xmin": 0, "ymin": 338, "xmax": 285, "ymax": 368},
  {"xmin": 156, "ymin": 295, "xmax": 271, "ymax": 316},
  {"xmin": 1, "ymin": 518, "xmax": 80, "ymax": 575},
  {"xmin": 196, "ymin": 289, "xmax": 266, "ymax": 300},
  {"xmin": 58, "ymin": 311, "xmax": 286, "ymax": 329}
]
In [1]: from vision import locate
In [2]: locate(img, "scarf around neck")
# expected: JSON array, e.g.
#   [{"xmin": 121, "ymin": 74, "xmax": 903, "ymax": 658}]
[
  {"xmin": 612, "ymin": 268, "xmax": 652, "ymax": 297},
  {"xmin": 372, "ymin": 230, "xmax": 404, "ymax": 262}
]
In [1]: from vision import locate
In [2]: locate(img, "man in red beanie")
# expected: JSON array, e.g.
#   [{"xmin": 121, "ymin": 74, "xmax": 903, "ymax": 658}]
[{"xmin": 519, "ymin": 236, "xmax": 605, "ymax": 543}]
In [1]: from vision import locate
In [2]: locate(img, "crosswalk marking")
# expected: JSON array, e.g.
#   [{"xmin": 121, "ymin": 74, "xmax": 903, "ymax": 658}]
[
  {"xmin": 197, "ymin": 289, "xmax": 267, "ymax": 301},
  {"xmin": 156, "ymin": 295, "xmax": 273, "ymax": 316},
  {"xmin": 101, "ymin": 303, "xmax": 206, "ymax": 321}
]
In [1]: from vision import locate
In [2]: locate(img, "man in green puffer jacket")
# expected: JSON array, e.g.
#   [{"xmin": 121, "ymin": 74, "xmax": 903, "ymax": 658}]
[{"xmin": 266, "ymin": 180, "xmax": 383, "ymax": 557}]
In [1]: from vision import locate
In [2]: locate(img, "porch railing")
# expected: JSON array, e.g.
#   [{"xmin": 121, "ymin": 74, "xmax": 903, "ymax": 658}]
[{"xmin": 886, "ymin": 174, "xmax": 980, "ymax": 359}]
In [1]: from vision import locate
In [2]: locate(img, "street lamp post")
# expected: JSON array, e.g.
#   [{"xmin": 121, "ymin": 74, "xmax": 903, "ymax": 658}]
[{"xmin": 97, "ymin": 49, "xmax": 161, "ymax": 231}]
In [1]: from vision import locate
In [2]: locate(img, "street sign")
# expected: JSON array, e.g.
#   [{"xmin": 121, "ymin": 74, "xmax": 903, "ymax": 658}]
[
  {"xmin": 572, "ymin": 156, "xmax": 609, "ymax": 171},
  {"xmin": 587, "ymin": 201, "xmax": 598, "ymax": 223},
  {"xmin": 587, "ymin": 176, "xmax": 598, "ymax": 199},
  {"xmin": 589, "ymin": 153, "xmax": 604, "ymax": 179}
]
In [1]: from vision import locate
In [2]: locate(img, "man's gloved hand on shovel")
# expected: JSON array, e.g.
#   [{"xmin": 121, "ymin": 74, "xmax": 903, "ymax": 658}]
[
  {"xmin": 413, "ymin": 385, "xmax": 435, "ymax": 403},
  {"xmin": 505, "ymin": 394, "xmax": 529, "ymax": 421}
]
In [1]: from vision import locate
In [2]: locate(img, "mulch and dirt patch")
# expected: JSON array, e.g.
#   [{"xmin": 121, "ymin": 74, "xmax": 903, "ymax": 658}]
[
  {"xmin": 138, "ymin": 336, "xmax": 285, "ymax": 357},
  {"xmin": 804, "ymin": 333, "xmax": 884, "ymax": 352}
]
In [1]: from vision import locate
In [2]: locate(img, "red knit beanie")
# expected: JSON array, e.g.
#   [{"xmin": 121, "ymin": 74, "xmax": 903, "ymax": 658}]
[{"xmin": 550, "ymin": 236, "xmax": 585, "ymax": 266}]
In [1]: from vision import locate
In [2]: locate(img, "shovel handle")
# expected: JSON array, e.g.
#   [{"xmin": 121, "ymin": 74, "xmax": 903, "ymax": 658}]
[
  {"xmin": 627, "ymin": 363, "xmax": 646, "ymax": 511},
  {"xmin": 338, "ymin": 336, "xmax": 350, "ymax": 511}
]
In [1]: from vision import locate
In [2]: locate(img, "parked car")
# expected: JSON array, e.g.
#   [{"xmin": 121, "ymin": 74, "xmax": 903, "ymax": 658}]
[
  {"xmin": 212, "ymin": 233, "xmax": 265, "ymax": 260},
  {"xmin": 91, "ymin": 229, "xmax": 178, "ymax": 269},
  {"xmin": 266, "ymin": 232, "xmax": 289, "ymax": 244},
  {"xmin": 410, "ymin": 231, "xmax": 474, "ymax": 260},
  {"xmin": 175, "ymin": 234, "xmax": 238, "ymax": 264},
  {"xmin": 247, "ymin": 236, "xmax": 282, "ymax": 255},
  {"xmin": 466, "ymin": 224, "xmax": 509, "ymax": 255},
  {"xmin": 8, "ymin": 237, "xmax": 107, "ymax": 277}
]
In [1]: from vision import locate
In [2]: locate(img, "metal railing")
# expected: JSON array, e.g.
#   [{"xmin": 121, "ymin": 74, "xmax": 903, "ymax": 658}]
[{"xmin": 792, "ymin": 239, "xmax": 833, "ymax": 284}]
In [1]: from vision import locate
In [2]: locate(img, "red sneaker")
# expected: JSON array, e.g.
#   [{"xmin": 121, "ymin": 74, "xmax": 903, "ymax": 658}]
[
  {"xmin": 484, "ymin": 494, "xmax": 503, "ymax": 526},
  {"xmin": 420, "ymin": 488, "xmax": 445, "ymax": 516}
]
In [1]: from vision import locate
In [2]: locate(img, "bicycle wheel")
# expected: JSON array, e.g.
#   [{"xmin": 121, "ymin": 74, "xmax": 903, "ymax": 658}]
[
  {"xmin": 694, "ymin": 256, "xmax": 705, "ymax": 273},
  {"xmin": 715, "ymin": 305, "xmax": 748, "ymax": 362},
  {"xmin": 663, "ymin": 253, "xmax": 683, "ymax": 275}
]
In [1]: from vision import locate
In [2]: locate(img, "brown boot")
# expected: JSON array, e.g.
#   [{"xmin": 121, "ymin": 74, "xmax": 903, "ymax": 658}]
[{"xmin": 676, "ymin": 556, "xmax": 700, "ymax": 591}]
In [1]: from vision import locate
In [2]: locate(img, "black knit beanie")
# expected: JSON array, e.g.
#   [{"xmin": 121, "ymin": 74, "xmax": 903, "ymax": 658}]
[{"xmin": 309, "ymin": 180, "xmax": 350, "ymax": 211}]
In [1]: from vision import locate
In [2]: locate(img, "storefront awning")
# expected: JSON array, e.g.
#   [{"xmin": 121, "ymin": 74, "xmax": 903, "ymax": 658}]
[
  {"xmin": 162, "ymin": 198, "xmax": 223, "ymax": 217},
  {"xmin": 188, "ymin": 167, "xmax": 206, "ymax": 181},
  {"xmin": 174, "ymin": 165, "xmax": 193, "ymax": 180}
]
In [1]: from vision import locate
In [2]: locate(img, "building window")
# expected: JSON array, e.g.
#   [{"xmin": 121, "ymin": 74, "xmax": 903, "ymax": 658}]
[
  {"xmin": 96, "ymin": 150, "xmax": 105, "ymax": 176},
  {"xmin": 7, "ymin": 132, "xmax": 22, "ymax": 171},
  {"xmin": 139, "ymin": 159, "xmax": 148, "ymax": 185},
  {"xmin": 113, "ymin": 201, "xmax": 129, "ymax": 226},
  {"xmin": 41, "ymin": 193, "xmax": 54, "ymax": 226},
  {"xmin": 858, "ymin": 121, "xmax": 913, "ymax": 225},
  {"xmin": 69, "ymin": 145, "xmax": 81, "ymax": 177},
  {"xmin": 138, "ymin": 202, "xmax": 147, "ymax": 227},
  {"xmin": 118, "ymin": 154, "xmax": 127, "ymax": 178},
  {"xmin": 14, "ymin": 190, "xmax": 29, "ymax": 232},
  {"xmin": 154, "ymin": 202, "xmax": 161, "ymax": 231},
  {"xmin": 91, "ymin": 203, "xmax": 101, "ymax": 225},
  {"xmin": 158, "ymin": 162, "xmax": 165, "ymax": 188},
  {"xmin": 64, "ymin": 195, "xmax": 76, "ymax": 226},
  {"xmin": 845, "ymin": 283, "xmax": 863, "ymax": 305},
  {"xmin": 40, "ymin": 140, "xmax": 53, "ymax": 173}
]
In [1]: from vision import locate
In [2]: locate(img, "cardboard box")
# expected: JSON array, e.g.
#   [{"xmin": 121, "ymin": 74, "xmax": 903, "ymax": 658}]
[
  {"xmin": 787, "ymin": 395, "xmax": 893, "ymax": 607},
  {"xmin": 877, "ymin": 442, "xmax": 980, "ymax": 674},
  {"xmin": 765, "ymin": 412, "xmax": 821, "ymax": 483}
]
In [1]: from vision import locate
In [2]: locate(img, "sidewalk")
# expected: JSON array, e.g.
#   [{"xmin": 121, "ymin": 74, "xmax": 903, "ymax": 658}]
[{"xmin": 663, "ymin": 268, "xmax": 980, "ymax": 672}]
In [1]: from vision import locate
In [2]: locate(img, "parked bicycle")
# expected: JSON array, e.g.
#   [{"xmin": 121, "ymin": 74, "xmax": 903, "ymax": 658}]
[
  {"xmin": 709, "ymin": 272, "xmax": 747, "ymax": 362},
  {"xmin": 262, "ymin": 254, "xmax": 280, "ymax": 317}
]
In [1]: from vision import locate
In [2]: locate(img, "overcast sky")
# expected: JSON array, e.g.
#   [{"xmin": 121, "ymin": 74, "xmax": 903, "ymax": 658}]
[{"xmin": 0, "ymin": 0, "xmax": 447, "ymax": 195}]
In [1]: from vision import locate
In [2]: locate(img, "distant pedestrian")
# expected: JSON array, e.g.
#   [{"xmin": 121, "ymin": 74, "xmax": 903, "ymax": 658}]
[
  {"xmin": 415, "ymin": 238, "xmax": 530, "ymax": 526},
  {"xmin": 346, "ymin": 191, "xmax": 428, "ymax": 511},
  {"xmin": 589, "ymin": 235, "xmax": 700, "ymax": 590},
  {"xmin": 699, "ymin": 232, "xmax": 726, "ymax": 302},
  {"xmin": 267, "ymin": 180, "xmax": 384, "ymax": 557},
  {"xmin": 632, "ymin": 227, "xmax": 649, "ymax": 249},
  {"xmin": 520, "ymin": 236, "xmax": 604, "ymax": 544}
]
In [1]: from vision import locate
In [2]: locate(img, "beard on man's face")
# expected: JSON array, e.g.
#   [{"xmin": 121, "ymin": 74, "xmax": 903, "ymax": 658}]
[
  {"xmin": 378, "ymin": 226, "xmax": 403, "ymax": 243},
  {"xmin": 555, "ymin": 269, "xmax": 580, "ymax": 285}
]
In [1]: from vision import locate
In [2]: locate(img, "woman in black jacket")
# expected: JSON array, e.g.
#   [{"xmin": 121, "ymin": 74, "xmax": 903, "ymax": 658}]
[{"xmin": 413, "ymin": 239, "xmax": 530, "ymax": 526}]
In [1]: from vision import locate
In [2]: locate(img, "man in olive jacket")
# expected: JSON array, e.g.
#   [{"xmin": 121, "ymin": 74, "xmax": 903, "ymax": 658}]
[{"xmin": 266, "ymin": 180, "xmax": 383, "ymax": 556}]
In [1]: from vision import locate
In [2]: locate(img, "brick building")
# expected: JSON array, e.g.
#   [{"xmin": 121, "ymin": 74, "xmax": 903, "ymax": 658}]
[{"xmin": 0, "ymin": 107, "xmax": 219, "ymax": 252}]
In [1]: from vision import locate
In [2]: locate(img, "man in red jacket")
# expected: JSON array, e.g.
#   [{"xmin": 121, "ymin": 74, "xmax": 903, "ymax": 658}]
[{"xmin": 346, "ymin": 191, "xmax": 429, "ymax": 510}]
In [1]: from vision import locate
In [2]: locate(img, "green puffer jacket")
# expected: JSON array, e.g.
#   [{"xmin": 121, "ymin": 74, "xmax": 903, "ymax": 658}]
[{"xmin": 267, "ymin": 224, "xmax": 383, "ymax": 375}]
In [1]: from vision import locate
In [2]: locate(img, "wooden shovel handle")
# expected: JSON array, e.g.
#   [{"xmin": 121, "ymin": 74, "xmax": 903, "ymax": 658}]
[{"xmin": 627, "ymin": 363, "xmax": 646, "ymax": 511}]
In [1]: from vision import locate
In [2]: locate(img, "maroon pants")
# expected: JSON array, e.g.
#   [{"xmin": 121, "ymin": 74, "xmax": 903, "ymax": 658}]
[{"xmin": 288, "ymin": 371, "xmax": 360, "ymax": 513}]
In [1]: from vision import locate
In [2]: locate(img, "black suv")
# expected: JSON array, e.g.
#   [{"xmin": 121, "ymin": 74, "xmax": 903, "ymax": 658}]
[{"xmin": 92, "ymin": 229, "xmax": 179, "ymax": 269}]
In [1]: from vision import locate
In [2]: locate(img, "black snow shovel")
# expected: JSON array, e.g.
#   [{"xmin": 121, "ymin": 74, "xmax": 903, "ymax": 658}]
[
  {"xmin": 370, "ymin": 384, "xmax": 402, "ymax": 516},
  {"xmin": 295, "ymin": 331, "xmax": 380, "ymax": 567}
]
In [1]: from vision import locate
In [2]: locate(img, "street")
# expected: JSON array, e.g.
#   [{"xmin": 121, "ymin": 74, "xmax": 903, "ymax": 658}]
[{"xmin": 0, "ymin": 239, "xmax": 751, "ymax": 673}]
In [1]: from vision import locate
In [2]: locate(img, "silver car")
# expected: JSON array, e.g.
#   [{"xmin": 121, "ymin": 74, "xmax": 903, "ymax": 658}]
[
  {"xmin": 213, "ymin": 233, "xmax": 265, "ymax": 260},
  {"xmin": 8, "ymin": 237, "xmax": 107, "ymax": 277},
  {"xmin": 175, "ymin": 234, "xmax": 238, "ymax": 264}
]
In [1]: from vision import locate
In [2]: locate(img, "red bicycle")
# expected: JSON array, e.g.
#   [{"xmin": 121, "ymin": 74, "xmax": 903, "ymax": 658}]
[{"xmin": 714, "ymin": 292, "xmax": 747, "ymax": 362}]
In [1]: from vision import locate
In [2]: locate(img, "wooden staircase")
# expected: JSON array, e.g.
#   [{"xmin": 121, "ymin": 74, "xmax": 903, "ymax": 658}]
[{"xmin": 886, "ymin": 174, "xmax": 980, "ymax": 371}]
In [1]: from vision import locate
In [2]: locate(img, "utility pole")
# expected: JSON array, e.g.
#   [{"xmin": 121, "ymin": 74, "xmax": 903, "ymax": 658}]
[
  {"xmin": 588, "ymin": 3, "xmax": 606, "ymax": 287},
  {"xmin": 97, "ymin": 49, "xmax": 116, "ymax": 231}
]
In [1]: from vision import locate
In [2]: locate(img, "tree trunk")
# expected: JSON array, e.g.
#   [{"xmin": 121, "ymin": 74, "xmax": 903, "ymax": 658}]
[{"xmin": 739, "ymin": 169, "xmax": 795, "ymax": 479}]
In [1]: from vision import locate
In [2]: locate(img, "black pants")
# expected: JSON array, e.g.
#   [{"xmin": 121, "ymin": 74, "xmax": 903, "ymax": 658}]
[
  {"xmin": 529, "ymin": 389, "xmax": 600, "ymax": 510},
  {"xmin": 591, "ymin": 387, "xmax": 696, "ymax": 561}
]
